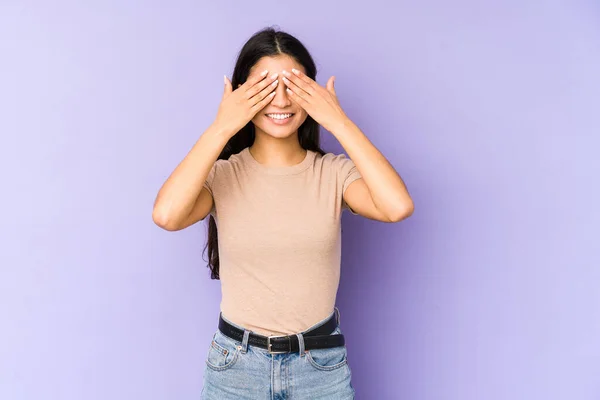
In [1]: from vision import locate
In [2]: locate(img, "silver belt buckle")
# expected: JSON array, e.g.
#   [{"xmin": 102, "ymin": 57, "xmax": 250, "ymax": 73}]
[{"xmin": 267, "ymin": 334, "xmax": 290, "ymax": 354}]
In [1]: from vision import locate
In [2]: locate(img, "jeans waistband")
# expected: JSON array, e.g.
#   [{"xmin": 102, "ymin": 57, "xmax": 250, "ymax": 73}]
[{"xmin": 219, "ymin": 306, "xmax": 341, "ymax": 336}]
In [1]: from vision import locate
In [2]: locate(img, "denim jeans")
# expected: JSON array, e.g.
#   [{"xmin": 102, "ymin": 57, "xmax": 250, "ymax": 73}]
[{"xmin": 201, "ymin": 308, "xmax": 355, "ymax": 399}]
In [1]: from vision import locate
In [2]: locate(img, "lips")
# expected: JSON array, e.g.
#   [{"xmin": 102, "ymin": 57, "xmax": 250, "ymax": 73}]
[
  {"xmin": 265, "ymin": 113, "xmax": 294, "ymax": 119},
  {"xmin": 265, "ymin": 113, "xmax": 295, "ymax": 125}
]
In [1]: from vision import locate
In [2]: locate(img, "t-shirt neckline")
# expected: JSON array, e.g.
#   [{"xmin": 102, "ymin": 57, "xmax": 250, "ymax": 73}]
[{"xmin": 241, "ymin": 147, "xmax": 314, "ymax": 176}]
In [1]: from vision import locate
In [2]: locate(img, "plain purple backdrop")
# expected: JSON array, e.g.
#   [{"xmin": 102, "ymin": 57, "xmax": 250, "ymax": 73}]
[{"xmin": 1, "ymin": 1, "xmax": 599, "ymax": 399}]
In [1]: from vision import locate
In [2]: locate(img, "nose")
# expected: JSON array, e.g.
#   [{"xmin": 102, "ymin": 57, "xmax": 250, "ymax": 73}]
[{"xmin": 269, "ymin": 79, "xmax": 292, "ymax": 108}]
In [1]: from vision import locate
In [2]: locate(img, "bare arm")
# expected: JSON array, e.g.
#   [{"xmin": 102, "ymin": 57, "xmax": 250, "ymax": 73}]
[
  {"xmin": 281, "ymin": 69, "xmax": 414, "ymax": 223},
  {"xmin": 333, "ymin": 119, "xmax": 414, "ymax": 223},
  {"xmin": 152, "ymin": 69, "xmax": 280, "ymax": 231},
  {"xmin": 152, "ymin": 124, "xmax": 230, "ymax": 231}
]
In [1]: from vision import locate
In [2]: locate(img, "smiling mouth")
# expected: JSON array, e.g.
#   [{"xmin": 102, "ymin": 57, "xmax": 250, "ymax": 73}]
[{"xmin": 265, "ymin": 113, "xmax": 295, "ymax": 120}]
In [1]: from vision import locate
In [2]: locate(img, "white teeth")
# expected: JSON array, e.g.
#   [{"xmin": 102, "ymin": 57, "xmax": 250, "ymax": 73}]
[{"xmin": 267, "ymin": 113, "xmax": 292, "ymax": 120}]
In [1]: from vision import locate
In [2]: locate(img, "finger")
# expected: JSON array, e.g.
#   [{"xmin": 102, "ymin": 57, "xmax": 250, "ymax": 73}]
[
  {"xmin": 251, "ymin": 90, "xmax": 277, "ymax": 113},
  {"xmin": 326, "ymin": 76, "xmax": 336, "ymax": 95},
  {"xmin": 246, "ymin": 72, "xmax": 278, "ymax": 100},
  {"xmin": 283, "ymin": 70, "xmax": 315, "ymax": 96},
  {"xmin": 290, "ymin": 68, "xmax": 318, "ymax": 94},
  {"xmin": 240, "ymin": 69, "xmax": 270, "ymax": 91},
  {"xmin": 285, "ymin": 87, "xmax": 309, "ymax": 109},
  {"xmin": 223, "ymin": 75, "xmax": 233, "ymax": 99},
  {"xmin": 282, "ymin": 75, "xmax": 311, "ymax": 103},
  {"xmin": 249, "ymin": 78, "xmax": 279, "ymax": 106}
]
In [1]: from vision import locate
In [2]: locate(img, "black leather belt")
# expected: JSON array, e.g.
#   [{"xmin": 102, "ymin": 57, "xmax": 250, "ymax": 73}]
[{"xmin": 218, "ymin": 312, "xmax": 345, "ymax": 354}]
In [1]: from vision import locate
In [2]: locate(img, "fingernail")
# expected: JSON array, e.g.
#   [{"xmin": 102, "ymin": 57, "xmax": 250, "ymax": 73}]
[
  {"xmin": 270, "ymin": 72, "xmax": 278, "ymax": 79},
  {"xmin": 261, "ymin": 70, "xmax": 269, "ymax": 76},
  {"xmin": 223, "ymin": 75, "xmax": 227, "ymax": 84},
  {"xmin": 282, "ymin": 70, "xmax": 290, "ymax": 76},
  {"xmin": 292, "ymin": 68, "xmax": 299, "ymax": 75}
]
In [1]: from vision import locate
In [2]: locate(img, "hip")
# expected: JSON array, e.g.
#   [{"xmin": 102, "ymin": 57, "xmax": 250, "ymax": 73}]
[{"xmin": 201, "ymin": 307, "xmax": 355, "ymax": 399}]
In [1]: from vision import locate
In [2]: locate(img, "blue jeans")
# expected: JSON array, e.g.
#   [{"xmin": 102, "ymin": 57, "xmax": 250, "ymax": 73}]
[{"xmin": 201, "ymin": 307, "xmax": 355, "ymax": 399}]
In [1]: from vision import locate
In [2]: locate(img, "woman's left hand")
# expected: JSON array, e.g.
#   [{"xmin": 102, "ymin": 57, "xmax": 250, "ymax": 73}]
[{"xmin": 281, "ymin": 69, "xmax": 349, "ymax": 133}]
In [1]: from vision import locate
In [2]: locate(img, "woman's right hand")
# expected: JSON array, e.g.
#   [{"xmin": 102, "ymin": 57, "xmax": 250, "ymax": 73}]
[{"xmin": 213, "ymin": 70, "xmax": 279, "ymax": 137}]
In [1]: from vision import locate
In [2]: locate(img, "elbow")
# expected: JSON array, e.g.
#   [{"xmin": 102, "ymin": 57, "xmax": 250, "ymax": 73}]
[
  {"xmin": 152, "ymin": 206, "xmax": 180, "ymax": 231},
  {"xmin": 387, "ymin": 201, "xmax": 414, "ymax": 223}
]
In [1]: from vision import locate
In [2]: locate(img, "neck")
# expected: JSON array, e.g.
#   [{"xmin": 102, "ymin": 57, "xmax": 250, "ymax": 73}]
[{"xmin": 249, "ymin": 130, "xmax": 307, "ymax": 167}]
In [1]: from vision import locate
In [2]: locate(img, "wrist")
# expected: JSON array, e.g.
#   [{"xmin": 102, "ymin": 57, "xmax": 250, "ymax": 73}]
[
  {"xmin": 207, "ymin": 122, "xmax": 237, "ymax": 142},
  {"xmin": 328, "ymin": 116, "xmax": 354, "ymax": 137}
]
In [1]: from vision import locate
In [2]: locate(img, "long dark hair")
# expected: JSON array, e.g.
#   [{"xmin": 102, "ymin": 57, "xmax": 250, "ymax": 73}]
[{"xmin": 204, "ymin": 27, "xmax": 327, "ymax": 279}]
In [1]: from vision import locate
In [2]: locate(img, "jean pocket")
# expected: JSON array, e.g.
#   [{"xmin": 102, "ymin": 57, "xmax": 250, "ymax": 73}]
[
  {"xmin": 306, "ymin": 326, "xmax": 348, "ymax": 371},
  {"xmin": 205, "ymin": 329, "xmax": 240, "ymax": 371}
]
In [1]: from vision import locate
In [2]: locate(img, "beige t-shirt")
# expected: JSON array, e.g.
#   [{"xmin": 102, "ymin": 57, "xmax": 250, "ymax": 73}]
[{"xmin": 202, "ymin": 146, "xmax": 362, "ymax": 336}]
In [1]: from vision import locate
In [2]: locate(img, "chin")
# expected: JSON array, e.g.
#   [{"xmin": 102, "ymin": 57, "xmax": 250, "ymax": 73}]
[{"xmin": 261, "ymin": 127, "xmax": 299, "ymax": 139}]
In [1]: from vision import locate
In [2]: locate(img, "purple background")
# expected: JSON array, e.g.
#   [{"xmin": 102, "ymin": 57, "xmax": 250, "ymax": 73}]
[{"xmin": 1, "ymin": 1, "xmax": 599, "ymax": 399}]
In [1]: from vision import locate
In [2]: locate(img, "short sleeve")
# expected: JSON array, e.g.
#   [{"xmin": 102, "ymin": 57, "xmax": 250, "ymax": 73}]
[
  {"xmin": 338, "ymin": 154, "xmax": 362, "ymax": 215},
  {"xmin": 202, "ymin": 161, "xmax": 218, "ymax": 218}
]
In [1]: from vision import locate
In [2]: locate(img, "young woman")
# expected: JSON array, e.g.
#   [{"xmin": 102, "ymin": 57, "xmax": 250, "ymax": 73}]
[{"xmin": 153, "ymin": 27, "xmax": 414, "ymax": 399}]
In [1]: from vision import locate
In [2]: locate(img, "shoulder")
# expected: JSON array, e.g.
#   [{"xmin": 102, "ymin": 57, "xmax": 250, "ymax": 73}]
[
  {"xmin": 317, "ymin": 151, "xmax": 350, "ymax": 163},
  {"xmin": 211, "ymin": 150, "xmax": 246, "ymax": 174},
  {"xmin": 314, "ymin": 151, "xmax": 357, "ymax": 177},
  {"xmin": 205, "ymin": 150, "xmax": 247, "ymax": 189},
  {"xmin": 314, "ymin": 151, "xmax": 353, "ymax": 169}
]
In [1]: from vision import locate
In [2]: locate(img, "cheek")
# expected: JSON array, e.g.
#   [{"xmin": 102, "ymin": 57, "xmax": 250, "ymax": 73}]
[
  {"xmin": 296, "ymin": 110, "xmax": 308, "ymax": 124},
  {"xmin": 251, "ymin": 111, "xmax": 268, "ymax": 124}
]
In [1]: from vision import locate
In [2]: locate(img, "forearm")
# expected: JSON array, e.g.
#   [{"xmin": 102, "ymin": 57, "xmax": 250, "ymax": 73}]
[
  {"xmin": 152, "ymin": 123, "xmax": 231, "ymax": 227},
  {"xmin": 331, "ymin": 119, "xmax": 414, "ymax": 217}
]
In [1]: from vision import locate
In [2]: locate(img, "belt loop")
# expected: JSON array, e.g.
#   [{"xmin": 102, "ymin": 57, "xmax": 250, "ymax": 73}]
[
  {"xmin": 334, "ymin": 306, "xmax": 341, "ymax": 326},
  {"xmin": 295, "ymin": 333, "xmax": 305, "ymax": 357},
  {"xmin": 241, "ymin": 329, "xmax": 250, "ymax": 353}
]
